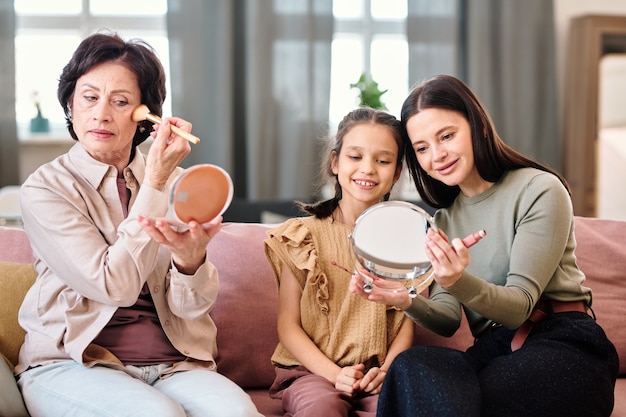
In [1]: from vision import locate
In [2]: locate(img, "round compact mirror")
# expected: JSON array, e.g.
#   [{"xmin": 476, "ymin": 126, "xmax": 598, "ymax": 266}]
[
  {"xmin": 168, "ymin": 164, "xmax": 233, "ymax": 229},
  {"xmin": 350, "ymin": 201, "xmax": 436, "ymax": 297}
]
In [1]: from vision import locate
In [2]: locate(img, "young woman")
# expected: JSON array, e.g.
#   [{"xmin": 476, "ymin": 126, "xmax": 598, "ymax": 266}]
[
  {"xmin": 264, "ymin": 108, "xmax": 415, "ymax": 417},
  {"xmin": 351, "ymin": 75, "xmax": 618, "ymax": 417},
  {"xmin": 15, "ymin": 32, "xmax": 261, "ymax": 417}
]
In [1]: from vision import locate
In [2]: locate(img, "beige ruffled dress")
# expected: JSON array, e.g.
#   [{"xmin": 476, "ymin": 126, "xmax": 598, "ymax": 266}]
[{"xmin": 264, "ymin": 215, "xmax": 405, "ymax": 370}]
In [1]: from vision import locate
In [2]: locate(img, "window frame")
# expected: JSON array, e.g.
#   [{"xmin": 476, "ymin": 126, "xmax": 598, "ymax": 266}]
[{"xmin": 329, "ymin": 0, "xmax": 407, "ymax": 125}]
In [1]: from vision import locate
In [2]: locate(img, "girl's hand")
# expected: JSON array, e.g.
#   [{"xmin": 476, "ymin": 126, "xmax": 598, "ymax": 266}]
[
  {"xmin": 425, "ymin": 228, "xmax": 470, "ymax": 288},
  {"xmin": 334, "ymin": 364, "xmax": 365, "ymax": 395},
  {"xmin": 138, "ymin": 215, "xmax": 222, "ymax": 275},
  {"xmin": 349, "ymin": 271, "xmax": 412, "ymax": 310},
  {"xmin": 357, "ymin": 367, "xmax": 386, "ymax": 394}
]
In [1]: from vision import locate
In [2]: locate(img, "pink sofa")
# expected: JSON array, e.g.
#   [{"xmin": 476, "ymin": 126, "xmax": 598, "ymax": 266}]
[{"xmin": 1, "ymin": 216, "xmax": 625, "ymax": 416}]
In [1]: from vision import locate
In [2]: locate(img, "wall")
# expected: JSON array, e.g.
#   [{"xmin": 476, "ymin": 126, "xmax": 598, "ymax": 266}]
[
  {"xmin": 19, "ymin": 137, "xmax": 72, "ymax": 182},
  {"xmin": 554, "ymin": 0, "xmax": 626, "ymax": 221},
  {"xmin": 553, "ymin": 0, "xmax": 626, "ymax": 126}
]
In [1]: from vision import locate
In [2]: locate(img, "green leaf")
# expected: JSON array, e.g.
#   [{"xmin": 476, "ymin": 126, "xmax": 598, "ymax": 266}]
[{"xmin": 350, "ymin": 72, "xmax": 388, "ymax": 110}]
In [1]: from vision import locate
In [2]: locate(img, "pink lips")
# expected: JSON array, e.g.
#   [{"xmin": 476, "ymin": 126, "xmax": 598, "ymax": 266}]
[
  {"xmin": 89, "ymin": 129, "xmax": 114, "ymax": 139},
  {"xmin": 436, "ymin": 160, "xmax": 457, "ymax": 175}
]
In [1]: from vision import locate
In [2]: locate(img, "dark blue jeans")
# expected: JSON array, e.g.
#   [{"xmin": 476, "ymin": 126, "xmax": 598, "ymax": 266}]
[{"xmin": 377, "ymin": 312, "xmax": 618, "ymax": 417}]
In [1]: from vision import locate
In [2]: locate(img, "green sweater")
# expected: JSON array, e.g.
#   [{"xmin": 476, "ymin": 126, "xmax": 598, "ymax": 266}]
[{"xmin": 404, "ymin": 168, "xmax": 591, "ymax": 338}]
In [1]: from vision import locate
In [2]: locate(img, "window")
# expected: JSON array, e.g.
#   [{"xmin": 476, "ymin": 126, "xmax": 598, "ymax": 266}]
[
  {"xmin": 14, "ymin": 0, "xmax": 169, "ymax": 138},
  {"xmin": 328, "ymin": 0, "xmax": 420, "ymax": 200},
  {"xmin": 329, "ymin": 0, "xmax": 408, "ymax": 126}
]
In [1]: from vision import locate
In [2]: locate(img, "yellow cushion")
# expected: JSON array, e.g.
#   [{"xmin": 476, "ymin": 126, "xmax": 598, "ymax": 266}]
[{"xmin": 0, "ymin": 262, "xmax": 37, "ymax": 368}]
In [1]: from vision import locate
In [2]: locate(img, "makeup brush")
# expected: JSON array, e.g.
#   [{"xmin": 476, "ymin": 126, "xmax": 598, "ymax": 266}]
[{"xmin": 131, "ymin": 104, "xmax": 200, "ymax": 144}]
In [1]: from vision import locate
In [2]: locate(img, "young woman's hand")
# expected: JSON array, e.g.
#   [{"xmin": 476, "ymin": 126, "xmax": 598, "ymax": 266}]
[{"xmin": 424, "ymin": 228, "xmax": 470, "ymax": 288}]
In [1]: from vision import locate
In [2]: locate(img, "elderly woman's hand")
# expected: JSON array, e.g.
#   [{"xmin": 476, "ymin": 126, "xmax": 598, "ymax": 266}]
[
  {"xmin": 138, "ymin": 215, "xmax": 222, "ymax": 275},
  {"xmin": 144, "ymin": 117, "xmax": 193, "ymax": 191}
]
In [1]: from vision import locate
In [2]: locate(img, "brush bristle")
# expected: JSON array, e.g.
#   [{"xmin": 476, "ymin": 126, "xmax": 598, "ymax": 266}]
[{"xmin": 131, "ymin": 104, "xmax": 150, "ymax": 122}]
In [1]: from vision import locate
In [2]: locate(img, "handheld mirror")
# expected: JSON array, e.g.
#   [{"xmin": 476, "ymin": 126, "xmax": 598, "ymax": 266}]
[
  {"xmin": 167, "ymin": 164, "xmax": 233, "ymax": 229},
  {"xmin": 350, "ymin": 201, "xmax": 436, "ymax": 298}
]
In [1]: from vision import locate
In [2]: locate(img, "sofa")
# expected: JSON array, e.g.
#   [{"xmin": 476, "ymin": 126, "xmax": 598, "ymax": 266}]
[{"xmin": 1, "ymin": 216, "xmax": 625, "ymax": 417}]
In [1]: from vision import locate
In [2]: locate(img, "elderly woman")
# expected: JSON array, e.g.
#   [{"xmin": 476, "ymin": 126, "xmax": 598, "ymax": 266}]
[{"xmin": 14, "ymin": 32, "xmax": 262, "ymax": 417}]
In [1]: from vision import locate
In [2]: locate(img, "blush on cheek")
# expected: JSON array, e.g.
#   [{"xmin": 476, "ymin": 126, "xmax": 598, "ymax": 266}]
[{"xmin": 415, "ymin": 156, "xmax": 431, "ymax": 172}]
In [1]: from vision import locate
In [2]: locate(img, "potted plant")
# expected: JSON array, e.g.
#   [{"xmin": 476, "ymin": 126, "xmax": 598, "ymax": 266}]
[
  {"xmin": 350, "ymin": 73, "xmax": 388, "ymax": 110},
  {"xmin": 30, "ymin": 91, "xmax": 49, "ymax": 133}
]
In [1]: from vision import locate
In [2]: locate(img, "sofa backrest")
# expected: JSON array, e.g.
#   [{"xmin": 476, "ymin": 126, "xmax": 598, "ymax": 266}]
[
  {"xmin": 1, "ymin": 214, "xmax": 625, "ymax": 387},
  {"xmin": 205, "ymin": 222, "xmax": 278, "ymax": 388},
  {"xmin": 571, "ymin": 216, "xmax": 626, "ymax": 375},
  {"xmin": 0, "ymin": 227, "xmax": 34, "ymax": 264}
]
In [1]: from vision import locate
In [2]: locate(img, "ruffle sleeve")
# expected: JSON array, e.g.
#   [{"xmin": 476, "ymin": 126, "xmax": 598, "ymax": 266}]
[{"xmin": 264, "ymin": 218, "xmax": 330, "ymax": 313}]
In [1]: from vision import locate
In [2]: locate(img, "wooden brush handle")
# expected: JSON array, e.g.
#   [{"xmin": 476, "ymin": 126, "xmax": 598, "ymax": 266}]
[{"xmin": 144, "ymin": 113, "xmax": 201, "ymax": 145}]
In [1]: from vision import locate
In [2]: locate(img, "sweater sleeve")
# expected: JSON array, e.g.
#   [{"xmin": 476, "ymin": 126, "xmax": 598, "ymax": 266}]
[
  {"xmin": 446, "ymin": 171, "xmax": 576, "ymax": 330},
  {"xmin": 406, "ymin": 169, "xmax": 585, "ymax": 337},
  {"xmin": 403, "ymin": 285, "xmax": 463, "ymax": 337}
]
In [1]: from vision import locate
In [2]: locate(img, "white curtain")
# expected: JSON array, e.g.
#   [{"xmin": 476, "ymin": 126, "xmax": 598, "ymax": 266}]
[
  {"xmin": 408, "ymin": 0, "xmax": 560, "ymax": 172},
  {"xmin": 167, "ymin": 0, "xmax": 333, "ymax": 200},
  {"xmin": 0, "ymin": 0, "xmax": 18, "ymax": 186}
]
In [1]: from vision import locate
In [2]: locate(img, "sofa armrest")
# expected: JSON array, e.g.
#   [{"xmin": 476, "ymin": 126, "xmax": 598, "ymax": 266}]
[
  {"xmin": 573, "ymin": 216, "xmax": 626, "ymax": 376},
  {"xmin": 0, "ymin": 355, "xmax": 29, "ymax": 417},
  {"xmin": 0, "ymin": 262, "xmax": 37, "ymax": 368}
]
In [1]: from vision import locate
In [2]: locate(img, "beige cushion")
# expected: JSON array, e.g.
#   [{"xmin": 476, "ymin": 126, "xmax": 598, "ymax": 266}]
[
  {"xmin": 0, "ymin": 262, "xmax": 37, "ymax": 368},
  {"xmin": 573, "ymin": 216, "xmax": 626, "ymax": 375}
]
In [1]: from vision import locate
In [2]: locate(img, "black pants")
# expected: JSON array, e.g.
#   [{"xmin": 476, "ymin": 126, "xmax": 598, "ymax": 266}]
[{"xmin": 377, "ymin": 312, "xmax": 618, "ymax": 417}]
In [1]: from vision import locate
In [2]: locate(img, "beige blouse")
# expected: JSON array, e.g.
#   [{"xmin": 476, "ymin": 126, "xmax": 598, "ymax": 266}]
[
  {"xmin": 264, "ymin": 215, "xmax": 405, "ymax": 370},
  {"xmin": 16, "ymin": 143, "xmax": 218, "ymax": 377}
]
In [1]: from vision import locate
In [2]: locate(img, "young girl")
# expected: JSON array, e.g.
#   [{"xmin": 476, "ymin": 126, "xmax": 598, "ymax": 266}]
[
  {"xmin": 264, "ymin": 108, "xmax": 415, "ymax": 416},
  {"xmin": 351, "ymin": 75, "xmax": 618, "ymax": 417}
]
